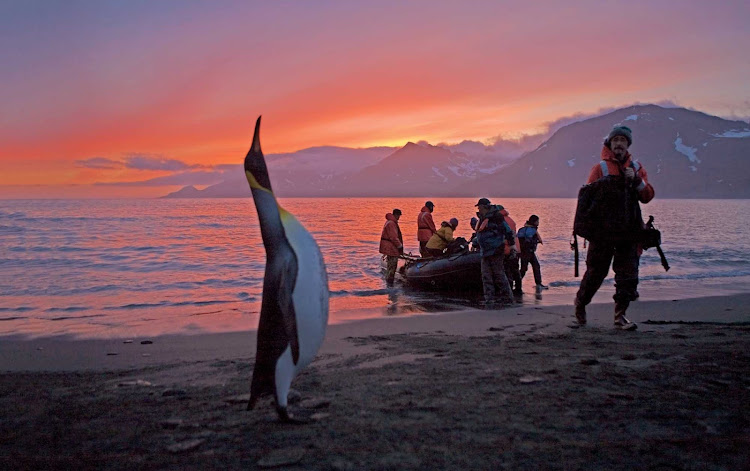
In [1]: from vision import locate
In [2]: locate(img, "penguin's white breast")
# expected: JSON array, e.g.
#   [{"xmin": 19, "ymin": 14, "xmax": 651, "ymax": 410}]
[{"xmin": 280, "ymin": 212, "xmax": 329, "ymax": 368}]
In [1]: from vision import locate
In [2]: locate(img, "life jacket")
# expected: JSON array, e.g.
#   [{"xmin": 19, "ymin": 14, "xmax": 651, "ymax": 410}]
[
  {"xmin": 517, "ymin": 226, "xmax": 539, "ymax": 253},
  {"xmin": 417, "ymin": 207, "xmax": 436, "ymax": 242}
]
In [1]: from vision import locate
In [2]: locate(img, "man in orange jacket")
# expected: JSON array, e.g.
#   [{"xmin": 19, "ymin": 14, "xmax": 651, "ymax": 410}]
[
  {"xmin": 574, "ymin": 126, "xmax": 655, "ymax": 330},
  {"xmin": 380, "ymin": 209, "xmax": 404, "ymax": 284},
  {"xmin": 417, "ymin": 201, "xmax": 436, "ymax": 257}
]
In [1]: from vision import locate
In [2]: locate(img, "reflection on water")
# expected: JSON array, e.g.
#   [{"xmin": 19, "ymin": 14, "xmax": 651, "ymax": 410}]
[{"xmin": 1, "ymin": 198, "xmax": 750, "ymax": 338}]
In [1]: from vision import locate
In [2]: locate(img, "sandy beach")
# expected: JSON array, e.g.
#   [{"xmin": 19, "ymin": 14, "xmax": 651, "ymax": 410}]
[{"xmin": 2, "ymin": 294, "xmax": 749, "ymax": 470}]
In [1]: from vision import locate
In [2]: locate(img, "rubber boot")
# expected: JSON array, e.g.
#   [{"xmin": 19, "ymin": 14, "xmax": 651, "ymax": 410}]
[
  {"xmin": 574, "ymin": 299, "xmax": 587, "ymax": 326},
  {"xmin": 614, "ymin": 303, "xmax": 637, "ymax": 330}
]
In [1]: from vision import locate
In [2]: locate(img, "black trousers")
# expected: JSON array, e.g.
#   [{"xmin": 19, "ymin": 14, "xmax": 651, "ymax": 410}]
[
  {"xmin": 481, "ymin": 253, "xmax": 513, "ymax": 304},
  {"xmin": 504, "ymin": 253, "xmax": 522, "ymax": 293},
  {"xmin": 419, "ymin": 241, "xmax": 429, "ymax": 257},
  {"xmin": 575, "ymin": 239, "xmax": 639, "ymax": 308},
  {"xmin": 520, "ymin": 252, "xmax": 542, "ymax": 285}
]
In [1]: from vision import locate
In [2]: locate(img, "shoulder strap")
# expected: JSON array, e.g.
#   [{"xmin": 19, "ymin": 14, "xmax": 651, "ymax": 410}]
[
  {"xmin": 631, "ymin": 160, "xmax": 641, "ymax": 172},
  {"xmin": 599, "ymin": 160, "xmax": 609, "ymax": 177}
]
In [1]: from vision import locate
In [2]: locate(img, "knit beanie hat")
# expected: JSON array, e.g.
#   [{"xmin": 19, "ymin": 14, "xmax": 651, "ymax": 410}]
[{"xmin": 604, "ymin": 125, "xmax": 633, "ymax": 148}]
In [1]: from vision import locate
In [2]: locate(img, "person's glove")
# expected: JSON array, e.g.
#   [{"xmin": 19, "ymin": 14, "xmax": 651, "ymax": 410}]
[{"xmin": 624, "ymin": 167, "xmax": 635, "ymax": 180}]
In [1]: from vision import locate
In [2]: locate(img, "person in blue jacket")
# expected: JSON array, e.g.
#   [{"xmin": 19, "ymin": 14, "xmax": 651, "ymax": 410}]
[
  {"xmin": 474, "ymin": 198, "xmax": 515, "ymax": 306},
  {"xmin": 517, "ymin": 215, "xmax": 548, "ymax": 293}
]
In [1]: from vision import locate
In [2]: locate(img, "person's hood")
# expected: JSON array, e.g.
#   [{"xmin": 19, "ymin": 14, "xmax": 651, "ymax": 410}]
[
  {"xmin": 385, "ymin": 213, "xmax": 398, "ymax": 222},
  {"xmin": 420, "ymin": 205, "xmax": 432, "ymax": 212},
  {"xmin": 601, "ymin": 146, "xmax": 632, "ymax": 167},
  {"xmin": 500, "ymin": 208, "xmax": 509, "ymax": 217}
]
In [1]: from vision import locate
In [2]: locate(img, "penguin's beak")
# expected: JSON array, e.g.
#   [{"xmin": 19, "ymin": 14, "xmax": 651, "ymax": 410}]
[{"xmin": 244, "ymin": 116, "xmax": 273, "ymax": 193}]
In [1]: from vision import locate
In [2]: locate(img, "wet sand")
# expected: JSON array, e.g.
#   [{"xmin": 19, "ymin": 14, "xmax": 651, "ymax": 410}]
[{"xmin": 1, "ymin": 295, "xmax": 749, "ymax": 470}]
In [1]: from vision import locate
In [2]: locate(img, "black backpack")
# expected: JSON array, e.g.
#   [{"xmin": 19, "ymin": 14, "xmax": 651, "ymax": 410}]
[
  {"xmin": 446, "ymin": 237, "xmax": 469, "ymax": 255},
  {"xmin": 574, "ymin": 176, "xmax": 643, "ymax": 242}
]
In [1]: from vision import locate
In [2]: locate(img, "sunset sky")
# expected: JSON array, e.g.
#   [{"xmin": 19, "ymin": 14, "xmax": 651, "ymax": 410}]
[{"xmin": 1, "ymin": 0, "xmax": 749, "ymax": 198}]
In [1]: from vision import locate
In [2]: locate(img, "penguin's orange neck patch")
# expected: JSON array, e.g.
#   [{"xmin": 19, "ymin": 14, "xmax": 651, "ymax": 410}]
[{"xmin": 245, "ymin": 170, "xmax": 272, "ymax": 194}]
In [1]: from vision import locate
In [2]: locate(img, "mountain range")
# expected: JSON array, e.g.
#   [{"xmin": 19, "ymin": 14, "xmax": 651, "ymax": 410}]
[{"xmin": 164, "ymin": 104, "xmax": 750, "ymax": 199}]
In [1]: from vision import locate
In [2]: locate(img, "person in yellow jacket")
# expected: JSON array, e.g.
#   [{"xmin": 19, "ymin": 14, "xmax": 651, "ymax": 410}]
[{"xmin": 425, "ymin": 218, "xmax": 458, "ymax": 257}]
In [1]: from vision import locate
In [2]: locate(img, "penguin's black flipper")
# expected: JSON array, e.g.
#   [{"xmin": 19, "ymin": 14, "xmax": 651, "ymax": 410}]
[{"xmin": 276, "ymin": 256, "xmax": 301, "ymax": 365}]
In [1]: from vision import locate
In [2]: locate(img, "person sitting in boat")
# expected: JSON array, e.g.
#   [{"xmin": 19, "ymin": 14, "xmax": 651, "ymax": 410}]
[{"xmin": 425, "ymin": 218, "xmax": 459, "ymax": 257}]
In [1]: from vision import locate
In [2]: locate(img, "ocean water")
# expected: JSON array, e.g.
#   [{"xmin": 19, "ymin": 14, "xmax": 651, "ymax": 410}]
[{"xmin": 1, "ymin": 198, "xmax": 749, "ymax": 339}]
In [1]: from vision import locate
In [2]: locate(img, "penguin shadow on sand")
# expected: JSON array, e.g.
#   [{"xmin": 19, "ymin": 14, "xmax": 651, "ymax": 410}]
[{"xmin": 243, "ymin": 116, "xmax": 329, "ymax": 424}]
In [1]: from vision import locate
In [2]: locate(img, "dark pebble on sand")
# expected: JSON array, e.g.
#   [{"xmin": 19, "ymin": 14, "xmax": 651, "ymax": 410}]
[
  {"xmin": 299, "ymin": 398, "xmax": 331, "ymax": 409},
  {"xmin": 488, "ymin": 327, "xmax": 504, "ymax": 332},
  {"xmin": 224, "ymin": 394, "xmax": 250, "ymax": 404},
  {"xmin": 330, "ymin": 457, "xmax": 355, "ymax": 471},
  {"xmin": 621, "ymin": 354, "xmax": 637, "ymax": 361},
  {"xmin": 706, "ymin": 379, "xmax": 732, "ymax": 387},
  {"xmin": 161, "ymin": 419, "xmax": 183, "ymax": 429},
  {"xmin": 167, "ymin": 438, "xmax": 205, "ymax": 454},
  {"xmin": 106, "ymin": 352, "xmax": 118, "ymax": 356},
  {"xmin": 140, "ymin": 340, "xmax": 153, "ymax": 345},
  {"xmin": 162, "ymin": 388, "xmax": 187, "ymax": 397},
  {"xmin": 608, "ymin": 392, "xmax": 634, "ymax": 400},
  {"xmin": 580, "ymin": 359, "xmax": 599, "ymax": 366},
  {"xmin": 257, "ymin": 447, "xmax": 305, "ymax": 468},
  {"xmin": 288, "ymin": 389, "xmax": 302, "ymax": 404}
]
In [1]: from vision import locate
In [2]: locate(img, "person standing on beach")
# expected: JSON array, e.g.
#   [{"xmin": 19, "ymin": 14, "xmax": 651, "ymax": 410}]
[
  {"xmin": 518, "ymin": 215, "xmax": 548, "ymax": 293},
  {"xmin": 380, "ymin": 209, "xmax": 404, "ymax": 285},
  {"xmin": 417, "ymin": 201, "xmax": 437, "ymax": 257},
  {"xmin": 475, "ymin": 198, "xmax": 515, "ymax": 306},
  {"xmin": 574, "ymin": 126, "xmax": 655, "ymax": 330}
]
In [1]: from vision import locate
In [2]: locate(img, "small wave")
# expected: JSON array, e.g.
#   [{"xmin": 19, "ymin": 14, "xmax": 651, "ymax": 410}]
[
  {"xmin": 106, "ymin": 301, "xmax": 169, "ymax": 310},
  {"xmin": 0, "ymin": 316, "xmax": 26, "ymax": 321},
  {"xmin": 0, "ymin": 306, "xmax": 35, "ymax": 313},
  {"xmin": 44, "ymin": 306, "xmax": 91, "ymax": 313},
  {"xmin": 170, "ymin": 300, "xmax": 233, "ymax": 307},
  {"xmin": 548, "ymin": 269, "xmax": 750, "ymax": 288},
  {"xmin": 0, "ymin": 211, "xmax": 26, "ymax": 219},
  {"xmin": 329, "ymin": 288, "xmax": 389, "ymax": 297},
  {"xmin": 50, "ymin": 314, "xmax": 105, "ymax": 321},
  {"xmin": 194, "ymin": 223, "xmax": 231, "ymax": 229},
  {"xmin": 0, "ymin": 225, "xmax": 24, "ymax": 233}
]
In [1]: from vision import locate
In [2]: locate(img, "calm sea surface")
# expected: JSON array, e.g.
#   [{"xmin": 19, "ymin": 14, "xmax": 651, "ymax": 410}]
[{"xmin": 2, "ymin": 198, "xmax": 750, "ymax": 339}]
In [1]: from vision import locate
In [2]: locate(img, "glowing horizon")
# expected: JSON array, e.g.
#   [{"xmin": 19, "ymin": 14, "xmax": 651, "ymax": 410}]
[{"xmin": 1, "ymin": 1, "xmax": 749, "ymax": 197}]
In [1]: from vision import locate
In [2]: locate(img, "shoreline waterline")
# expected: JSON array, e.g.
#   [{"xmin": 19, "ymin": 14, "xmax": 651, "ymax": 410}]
[{"xmin": 2, "ymin": 292, "xmax": 749, "ymax": 373}]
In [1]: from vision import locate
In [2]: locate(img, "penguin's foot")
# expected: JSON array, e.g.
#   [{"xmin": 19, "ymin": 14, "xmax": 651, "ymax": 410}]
[{"xmin": 276, "ymin": 406, "xmax": 313, "ymax": 424}]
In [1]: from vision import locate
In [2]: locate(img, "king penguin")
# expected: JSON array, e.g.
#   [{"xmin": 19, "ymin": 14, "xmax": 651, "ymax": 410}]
[{"xmin": 244, "ymin": 116, "xmax": 329, "ymax": 422}]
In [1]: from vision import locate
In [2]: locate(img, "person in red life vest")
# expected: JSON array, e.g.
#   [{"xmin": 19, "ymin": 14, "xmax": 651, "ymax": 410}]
[
  {"xmin": 499, "ymin": 206, "xmax": 523, "ymax": 296},
  {"xmin": 417, "ymin": 201, "xmax": 437, "ymax": 257},
  {"xmin": 379, "ymin": 209, "xmax": 404, "ymax": 285},
  {"xmin": 574, "ymin": 126, "xmax": 655, "ymax": 330}
]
